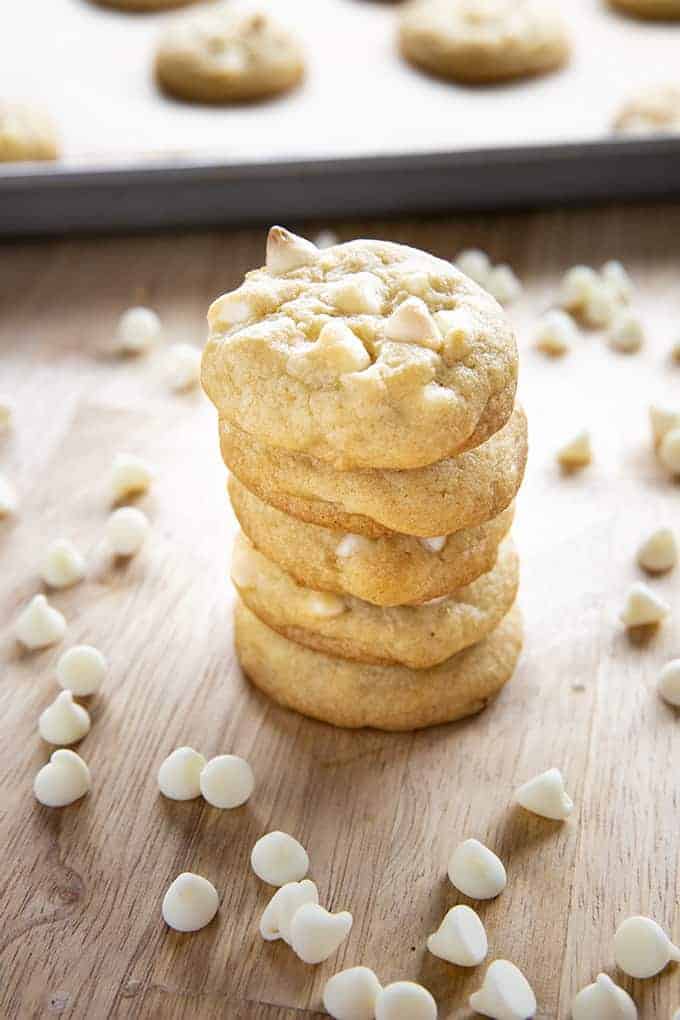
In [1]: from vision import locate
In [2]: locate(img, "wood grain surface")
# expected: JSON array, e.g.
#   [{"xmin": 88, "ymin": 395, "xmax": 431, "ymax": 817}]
[{"xmin": 1, "ymin": 206, "xmax": 679, "ymax": 1020}]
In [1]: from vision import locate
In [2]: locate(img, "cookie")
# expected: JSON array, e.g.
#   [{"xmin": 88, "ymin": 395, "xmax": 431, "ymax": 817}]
[
  {"xmin": 229, "ymin": 475, "xmax": 515, "ymax": 606},
  {"xmin": 614, "ymin": 85, "xmax": 680, "ymax": 135},
  {"xmin": 0, "ymin": 103, "xmax": 58, "ymax": 163},
  {"xmin": 91, "ymin": 0, "xmax": 198, "ymax": 9},
  {"xmin": 399, "ymin": 0, "xmax": 569, "ymax": 84},
  {"xmin": 609, "ymin": 0, "xmax": 680, "ymax": 17},
  {"xmin": 220, "ymin": 405, "xmax": 527, "ymax": 539},
  {"xmin": 155, "ymin": 6, "xmax": 304, "ymax": 103},
  {"xmin": 203, "ymin": 230, "xmax": 518, "ymax": 470},
  {"xmin": 235, "ymin": 599, "xmax": 523, "ymax": 731},
  {"xmin": 232, "ymin": 530, "xmax": 519, "ymax": 668}
]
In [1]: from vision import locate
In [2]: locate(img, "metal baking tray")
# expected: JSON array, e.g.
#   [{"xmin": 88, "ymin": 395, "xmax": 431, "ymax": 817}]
[{"xmin": 2, "ymin": 0, "xmax": 680, "ymax": 237}]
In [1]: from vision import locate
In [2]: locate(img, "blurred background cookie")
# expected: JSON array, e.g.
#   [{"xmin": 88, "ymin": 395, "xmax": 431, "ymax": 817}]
[
  {"xmin": 608, "ymin": 0, "xmax": 680, "ymax": 19},
  {"xmin": 0, "ymin": 102, "xmax": 58, "ymax": 163},
  {"xmin": 90, "ymin": 0, "xmax": 201, "ymax": 11},
  {"xmin": 614, "ymin": 84, "xmax": 680, "ymax": 135}
]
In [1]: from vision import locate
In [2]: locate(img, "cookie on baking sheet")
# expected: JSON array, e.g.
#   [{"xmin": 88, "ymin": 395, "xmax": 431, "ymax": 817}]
[
  {"xmin": 399, "ymin": 0, "xmax": 569, "ymax": 84},
  {"xmin": 235, "ymin": 599, "xmax": 523, "ymax": 731},
  {"xmin": 203, "ymin": 230, "xmax": 518, "ymax": 470},
  {"xmin": 0, "ymin": 103, "xmax": 58, "ymax": 163},
  {"xmin": 614, "ymin": 84, "xmax": 680, "ymax": 135},
  {"xmin": 155, "ymin": 6, "xmax": 305, "ymax": 103},
  {"xmin": 229, "ymin": 475, "xmax": 515, "ymax": 606},
  {"xmin": 220, "ymin": 405, "xmax": 527, "ymax": 539},
  {"xmin": 231, "ymin": 531, "xmax": 519, "ymax": 668},
  {"xmin": 609, "ymin": 0, "xmax": 680, "ymax": 18}
]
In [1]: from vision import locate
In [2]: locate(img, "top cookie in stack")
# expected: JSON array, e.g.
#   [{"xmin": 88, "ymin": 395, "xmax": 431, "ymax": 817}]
[{"xmin": 202, "ymin": 228, "xmax": 527, "ymax": 731}]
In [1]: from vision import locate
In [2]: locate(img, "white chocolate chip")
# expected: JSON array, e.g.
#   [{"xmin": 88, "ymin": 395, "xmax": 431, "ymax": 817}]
[
  {"xmin": 558, "ymin": 265, "xmax": 601, "ymax": 312},
  {"xmin": 455, "ymin": 249, "xmax": 491, "ymax": 286},
  {"xmin": 572, "ymin": 973, "xmax": 637, "ymax": 1020},
  {"xmin": 584, "ymin": 282, "xmax": 620, "ymax": 328},
  {"xmin": 162, "ymin": 873, "xmax": 219, "ymax": 932},
  {"xmin": 601, "ymin": 260, "xmax": 634, "ymax": 304},
  {"xmin": 649, "ymin": 404, "xmax": 680, "ymax": 448},
  {"xmin": 434, "ymin": 308, "xmax": 475, "ymax": 361},
  {"xmin": 16, "ymin": 594, "xmax": 66, "ymax": 651},
  {"xmin": 0, "ymin": 473, "xmax": 18, "ymax": 516},
  {"xmin": 199, "ymin": 754, "xmax": 254, "ymax": 809},
  {"xmin": 287, "ymin": 321, "xmax": 371, "ymax": 382},
  {"xmin": 39, "ymin": 690, "xmax": 91, "ymax": 746},
  {"xmin": 636, "ymin": 528, "xmax": 677, "ymax": 573},
  {"xmin": 290, "ymin": 902, "xmax": 353, "ymax": 965},
  {"xmin": 165, "ymin": 343, "xmax": 201, "ymax": 391},
  {"xmin": 315, "ymin": 229, "xmax": 339, "ymax": 249},
  {"xmin": 110, "ymin": 453, "xmax": 153, "ymax": 503},
  {"xmin": 614, "ymin": 916, "xmax": 680, "ymax": 979},
  {"xmin": 620, "ymin": 582, "xmax": 670, "ymax": 628},
  {"xmin": 448, "ymin": 838, "xmax": 507, "ymax": 900},
  {"xmin": 251, "ymin": 830, "xmax": 309, "ymax": 886},
  {"xmin": 57, "ymin": 645, "xmax": 107, "ymax": 697},
  {"xmin": 486, "ymin": 265, "xmax": 522, "ymax": 306},
  {"xmin": 659, "ymin": 427, "xmax": 680, "ymax": 475},
  {"xmin": 41, "ymin": 539, "xmax": 86, "ymax": 589},
  {"xmin": 325, "ymin": 273, "xmax": 385, "ymax": 315},
  {"xmin": 421, "ymin": 536, "xmax": 447, "ymax": 553},
  {"xmin": 557, "ymin": 431, "xmax": 592, "ymax": 469},
  {"xmin": 266, "ymin": 226, "xmax": 318, "ymax": 275},
  {"xmin": 304, "ymin": 590, "xmax": 346, "ymax": 618},
  {"xmin": 116, "ymin": 306, "xmax": 161, "ymax": 354},
  {"xmin": 534, "ymin": 309, "xmax": 578, "ymax": 356},
  {"xmin": 106, "ymin": 506, "xmax": 149, "ymax": 557},
  {"xmin": 384, "ymin": 297, "xmax": 442, "ymax": 351},
  {"xmin": 260, "ymin": 879, "xmax": 319, "ymax": 943},
  {"xmin": 658, "ymin": 659, "xmax": 680, "ymax": 707},
  {"xmin": 469, "ymin": 960, "xmax": 537, "ymax": 1020},
  {"xmin": 209, "ymin": 289, "xmax": 257, "ymax": 329},
  {"xmin": 0, "ymin": 399, "xmax": 12, "ymax": 429},
  {"xmin": 608, "ymin": 310, "xmax": 643, "ymax": 353},
  {"xmin": 427, "ymin": 904, "xmax": 488, "ymax": 967},
  {"xmin": 375, "ymin": 981, "xmax": 437, "ymax": 1020},
  {"xmin": 336, "ymin": 534, "xmax": 369, "ymax": 558},
  {"xmin": 323, "ymin": 966, "xmax": 382, "ymax": 1020},
  {"xmin": 515, "ymin": 768, "xmax": 573, "ymax": 821},
  {"xmin": 158, "ymin": 746, "xmax": 206, "ymax": 800},
  {"xmin": 33, "ymin": 748, "xmax": 91, "ymax": 807}
]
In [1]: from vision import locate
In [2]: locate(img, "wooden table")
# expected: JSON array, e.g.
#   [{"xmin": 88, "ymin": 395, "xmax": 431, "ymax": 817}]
[{"xmin": 1, "ymin": 207, "xmax": 679, "ymax": 1020}]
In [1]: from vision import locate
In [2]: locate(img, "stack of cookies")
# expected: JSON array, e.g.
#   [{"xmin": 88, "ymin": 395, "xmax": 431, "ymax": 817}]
[{"xmin": 202, "ymin": 228, "xmax": 527, "ymax": 731}]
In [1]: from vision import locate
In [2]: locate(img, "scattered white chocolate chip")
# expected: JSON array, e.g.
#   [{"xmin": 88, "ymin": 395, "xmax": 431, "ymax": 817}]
[
  {"xmin": 162, "ymin": 872, "xmax": 219, "ymax": 932},
  {"xmin": 614, "ymin": 916, "xmax": 680, "ymax": 979},
  {"xmin": 33, "ymin": 748, "xmax": 91, "ymax": 807},
  {"xmin": 110, "ymin": 453, "xmax": 153, "ymax": 503},
  {"xmin": 39, "ymin": 690, "xmax": 91, "ymax": 746},
  {"xmin": 469, "ymin": 960, "xmax": 537, "ymax": 1020},
  {"xmin": 16, "ymin": 594, "xmax": 66, "ymax": 650},
  {"xmin": 572, "ymin": 973, "xmax": 637, "ymax": 1020},
  {"xmin": 607, "ymin": 310, "xmax": 644, "ymax": 353},
  {"xmin": 558, "ymin": 265, "xmax": 601, "ymax": 313},
  {"xmin": 649, "ymin": 404, "xmax": 680, "ymax": 448},
  {"xmin": 455, "ymin": 249, "xmax": 491, "ymax": 286},
  {"xmin": 384, "ymin": 297, "xmax": 442, "ymax": 350},
  {"xmin": 326, "ymin": 273, "xmax": 385, "ymax": 315},
  {"xmin": 199, "ymin": 754, "xmax": 254, "ymax": 809},
  {"xmin": 323, "ymin": 966, "xmax": 383, "ymax": 1020},
  {"xmin": 165, "ymin": 343, "xmax": 201, "ymax": 391},
  {"xmin": 260, "ymin": 879, "xmax": 319, "ymax": 943},
  {"xmin": 620, "ymin": 582, "xmax": 670, "ymax": 628},
  {"xmin": 636, "ymin": 528, "xmax": 677, "ymax": 573},
  {"xmin": 290, "ymin": 902, "xmax": 353, "ymax": 965},
  {"xmin": 558, "ymin": 264, "xmax": 620, "ymax": 328},
  {"xmin": 601, "ymin": 260, "xmax": 634, "ymax": 304},
  {"xmin": 435, "ymin": 308, "xmax": 475, "ymax": 361},
  {"xmin": 0, "ymin": 473, "xmax": 18, "ymax": 516},
  {"xmin": 658, "ymin": 659, "xmax": 680, "ymax": 707},
  {"xmin": 448, "ymin": 838, "xmax": 507, "ymax": 900},
  {"xmin": 266, "ymin": 226, "xmax": 318, "ymax": 275},
  {"xmin": 305, "ymin": 591, "xmax": 346, "ymax": 618},
  {"xmin": 336, "ymin": 534, "xmax": 368, "ymax": 558},
  {"xmin": 486, "ymin": 264, "xmax": 522, "ymax": 306},
  {"xmin": 57, "ymin": 645, "xmax": 107, "ymax": 697},
  {"xmin": 375, "ymin": 981, "xmax": 437, "ymax": 1020},
  {"xmin": 557, "ymin": 431, "xmax": 592, "ymax": 470},
  {"xmin": 534, "ymin": 309, "xmax": 578, "ymax": 356},
  {"xmin": 251, "ymin": 831, "xmax": 309, "ymax": 886},
  {"xmin": 0, "ymin": 399, "xmax": 12, "ymax": 429},
  {"xmin": 158, "ymin": 747, "xmax": 206, "ymax": 801},
  {"xmin": 421, "ymin": 536, "xmax": 447, "ymax": 554},
  {"xmin": 427, "ymin": 904, "xmax": 488, "ymax": 967},
  {"xmin": 315, "ymin": 229, "xmax": 339, "ymax": 249},
  {"xmin": 659, "ymin": 427, "xmax": 680, "ymax": 475},
  {"xmin": 106, "ymin": 506, "xmax": 149, "ymax": 557},
  {"xmin": 515, "ymin": 768, "xmax": 574, "ymax": 821},
  {"xmin": 41, "ymin": 539, "xmax": 86, "ymax": 589},
  {"xmin": 116, "ymin": 306, "xmax": 161, "ymax": 354}
]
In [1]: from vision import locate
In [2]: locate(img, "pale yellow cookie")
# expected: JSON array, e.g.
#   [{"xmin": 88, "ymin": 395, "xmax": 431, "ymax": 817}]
[
  {"xmin": 229, "ymin": 475, "xmax": 515, "ymax": 606},
  {"xmin": 399, "ymin": 0, "xmax": 570, "ymax": 84},
  {"xmin": 220, "ymin": 405, "xmax": 527, "ymax": 539},
  {"xmin": 91, "ymin": 0, "xmax": 202, "ymax": 12},
  {"xmin": 235, "ymin": 599, "xmax": 523, "ymax": 731},
  {"xmin": 203, "ymin": 230, "xmax": 518, "ymax": 470},
  {"xmin": 609, "ymin": 0, "xmax": 680, "ymax": 18},
  {"xmin": 155, "ymin": 6, "xmax": 305, "ymax": 103},
  {"xmin": 0, "ymin": 103, "xmax": 58, "ymax": 163},
  {"xmin": 232, "ymin": 531, "xmax": 519, "ymax": 668},
  {"xmin": 614, "ymin": 85, "xmax": 680, "ymax": 135}
]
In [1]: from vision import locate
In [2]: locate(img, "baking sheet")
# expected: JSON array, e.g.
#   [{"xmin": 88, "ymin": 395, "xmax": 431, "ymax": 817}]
[{"xmin": 2, "ymin": 0, "xmax": 680, "ymax": 235}]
